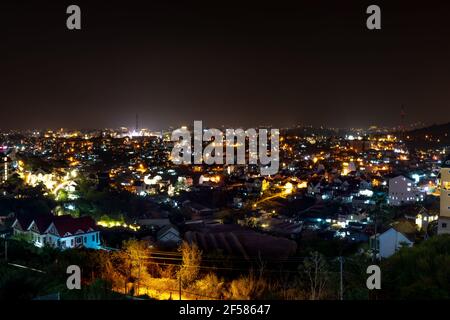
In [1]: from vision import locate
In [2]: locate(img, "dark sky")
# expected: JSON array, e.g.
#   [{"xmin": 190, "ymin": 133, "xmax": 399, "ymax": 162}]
[{"xmin": 1, "ymin": 0, "xmax": 450, "ymax": 130}]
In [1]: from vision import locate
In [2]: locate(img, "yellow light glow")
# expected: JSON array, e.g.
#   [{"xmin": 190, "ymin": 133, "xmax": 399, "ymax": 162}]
[
  {"xmin": 283, "ymin": 182, "xmax": 294, "ymax": 195},
  {"xmin": 97, "ymin": 220, "xmax": 141, "ymax": 231},
  {"xmin": 297, "ymin": 181, "xmax": 307, "ymax": 189}
]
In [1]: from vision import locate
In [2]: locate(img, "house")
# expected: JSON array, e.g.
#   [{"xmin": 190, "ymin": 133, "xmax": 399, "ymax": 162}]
[
  {"xmin": 12, "ymin": 214, "xmax": 101, "ymax": 250},
  {"xmin": 244, "ymin": 178, "xmax": 263, "ymax": 194},
  {"xmin": 404, "ymin": 207, "xmax": 438, "ymax": 231},
  {"xmin": 359, "ymin": 179, "xmax": 372, "ymax": 190},
  {"xmin": 260, "ymin": 218, "xmax": 303, "ymax": 239},
  {"xmin": 388, "ymin": 175, "xmax": 424, "ymax": 206},
  {"xmin": 352, "ymin": 196, "xmax": 374, "ymax": 208},
  {"xmin": 307, "ymin": 181, "xmax": 323, "ymax": 196},
  {"xmin": 182, "ymin": 200, "xmax": 214, "ymax": 220},
  {"xmin": 157, "ymin": 224, "xmax": 181, "ymax": 245},
  {"xmin": 0, "ymin": 212, "xmax": 14, "ymax": 226},
  {"xmin": 346, "ymin": 230, "xmax": 369, "ymax": 243},
  {"xmin": 370, "ymin": 227, "xmax": 414, "ymax": 258}
]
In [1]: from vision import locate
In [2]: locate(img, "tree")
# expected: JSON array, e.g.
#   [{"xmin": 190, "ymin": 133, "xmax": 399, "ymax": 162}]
[
  {"xmin": 299, "ymin": 251, "xmax": 329, "ymax": 300},
  {"xmin": 381, "ymin": 234, "xmax": 450, "ymax": 299},
  {"xmin": 56, "ymin": 189, "xmax": 69, "ymax": 202},
  {"xmin": 369, "ymin": 193, "xmax": 394, "ymax": 228},
  {"xmin": 121, "ymin": 239, "xmax": 151, "ymax": 295},
  {"xmin": 178, "ymin": 241, "xmax": 202, "ymax": 288}
]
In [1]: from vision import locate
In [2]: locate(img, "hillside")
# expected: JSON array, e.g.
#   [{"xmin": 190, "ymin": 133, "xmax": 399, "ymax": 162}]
[{"xmin": 404, "ymin": 122, "xmax": 450, "ymax": 150}]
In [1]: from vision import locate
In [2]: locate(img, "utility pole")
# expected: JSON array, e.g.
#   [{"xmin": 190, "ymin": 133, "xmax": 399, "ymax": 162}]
[
  {"xmin": 4, "ymin": 239, "xmax": 7, "ymax": 262},
  {"xmin": 137, "ymin": 260, "xmax": 141, "ymax": 296},
  {"xmin": 339, "ymin": 256, "xmax": 343, "ymax": 300},
  {"xmin": 128, "ymin": 260, "xmax": 132, "ymax": 295},
  {"xmin": 178, "ymin": 270, "xmax": 182, "ymax": 301},
  {"xmin": 372, "ymin": 203, "xmax": 378, "ymax": 262}
]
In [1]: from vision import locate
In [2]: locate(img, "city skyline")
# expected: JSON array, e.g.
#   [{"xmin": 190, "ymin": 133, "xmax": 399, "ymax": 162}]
[{"xmin": 1, "ymin": 1, "xmax": 450, "ymax": 304}]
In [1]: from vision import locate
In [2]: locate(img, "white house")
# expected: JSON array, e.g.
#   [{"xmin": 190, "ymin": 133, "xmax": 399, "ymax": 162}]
[
  {"xmin": 388, "ymin": 175, "xmax": 424, "ymax": 206},
  {"xmin": 370, "ymin": 227, "xmax": 414, "ymax": 258},
  {"xmin": 12, "ymin": 214, "xmax": 101, "ymax": 250}
]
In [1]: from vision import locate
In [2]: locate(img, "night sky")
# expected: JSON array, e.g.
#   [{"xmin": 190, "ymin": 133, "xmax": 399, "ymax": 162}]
[{"xmin": 1, "ymin": 0, "xmax": 450, "ymax": 130}]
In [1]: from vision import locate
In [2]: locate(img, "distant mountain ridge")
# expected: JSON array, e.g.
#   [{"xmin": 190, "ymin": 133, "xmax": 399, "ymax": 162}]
[{"xmin": 405, "ymin": 122, "xmax": 450, "ymax": 150}]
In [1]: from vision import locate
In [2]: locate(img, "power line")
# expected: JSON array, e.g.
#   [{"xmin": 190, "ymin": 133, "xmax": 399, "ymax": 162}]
[
  {"xmin": 126, "ymin": 257, "xmax": 341, "ymax": 274},
  {"xmin": 149, "ymin": 250, "xmax": 365, "ymax": 263},
  {"xmin": 7, "ymin": 263, "xmax": 46, "ymax": 274}
]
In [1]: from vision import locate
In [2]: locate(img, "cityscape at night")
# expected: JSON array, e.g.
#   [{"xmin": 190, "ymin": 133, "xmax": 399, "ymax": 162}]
[{"xmin": 1, "ymin": 0, "xmax": 450, "ymax": 309}]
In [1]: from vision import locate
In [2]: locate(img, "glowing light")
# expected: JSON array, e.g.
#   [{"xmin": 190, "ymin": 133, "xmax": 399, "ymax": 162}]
[
  {"xmin": 297, "ymin": 181, "xmax": 307, "ymax": 189},
  {"xmin": 283, "ymin": 182, "xmax": 294, "ymax": 195},
  {"xmin": 199, "ymin": 175, "xmax": 221, "ymax": 184},
  {"xmin": 144, "ymin": 175, "xmax": 162, "ymax": 185},
  {"xmin": 262, "ymin": 179, "xmax": 270, "ymax": 192},
  {"xmin": 359, "ymin": 189, "xmax": 373, "ymax": 197},
  {"xmin": 97, "ymin": 219, "xmax": 141, "ymax": 231}
]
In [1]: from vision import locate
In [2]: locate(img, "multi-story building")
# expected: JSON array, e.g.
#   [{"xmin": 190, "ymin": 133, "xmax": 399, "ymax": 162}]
[
  {"xmin": 388, "ymin": 175, "xmax": 424, "ymax": 206},
  {"xmin": 438, "ymin": 155, "xmax": 450, "ymax": 234}
]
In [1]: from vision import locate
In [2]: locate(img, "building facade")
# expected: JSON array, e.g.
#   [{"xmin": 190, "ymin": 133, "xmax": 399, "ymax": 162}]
[
  {"xmin": 388, "ymin": 175, "xmax": 424, "ymax": 206},
  {"xmin": 12, "ymin": 214, "xmax": 101, "ymax": 249},
  {"xmin": 438, "ymin": 155, "xmax": 450, "ymax": 234},
  {"xmin": 370, "ymin": 227, "xmax": 414, "ymax": 258}
]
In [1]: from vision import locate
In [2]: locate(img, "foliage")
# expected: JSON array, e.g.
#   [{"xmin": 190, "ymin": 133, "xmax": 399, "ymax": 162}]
[
  {"xmin": 224, "ymin": 272, "xmax": 268, "ymax": 300},
  {"xmin": 178, "ymin": 241, "xmax": 202, "ymax": 288},
  {"xmin": 0, "ymin": 184, "xmax": 56, "ymax": 216},
  {"xmin": 1, "ymin": 235, "xmax": 450, "ymax": 300},
  {"xmin": 381, "ymin": 234, "xmax": 450, "ymax": 299},
  {"xmin": 298, "ymin": 251, "xmax": 329, "ymax": 300},
  {"xmin": 191, "ymin": 273, "xmax": 224, "ymax": 299}
]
